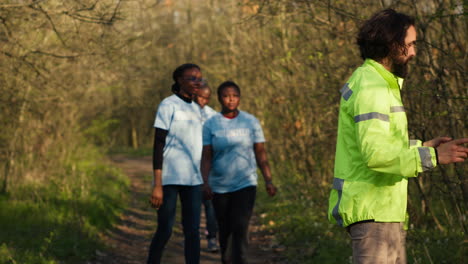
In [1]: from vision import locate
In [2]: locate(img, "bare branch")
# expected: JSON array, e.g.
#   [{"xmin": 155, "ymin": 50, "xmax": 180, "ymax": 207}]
[
  {"xmin": 62, "ymin": 0, "xmax": 123, "ymax": 25},
  {"xmin": 0, "ymin": 0, "xmax": 46, "ymax": 9},
  {"xmin": 29, "ymin": 3, "xmax": 68, "ymax": 47},
  {"xmin": 1, "ymin": 51, "xmax": 44, "ymax": 77}
]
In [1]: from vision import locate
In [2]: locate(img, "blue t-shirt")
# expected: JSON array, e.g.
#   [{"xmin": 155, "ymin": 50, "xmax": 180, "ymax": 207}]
[
  {"xmin": 154, "ymin": 94, "xmax": 203, "ymax": 186},
  {"xmin": 202, "ymin": 111, "xmax": 265, "ymax": 193}
]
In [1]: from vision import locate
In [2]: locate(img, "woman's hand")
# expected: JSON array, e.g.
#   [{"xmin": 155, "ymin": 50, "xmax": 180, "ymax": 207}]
[
  {"xmin": 265, "ymin": 181, "xmax": 277, "ymax": 197},
  {"xmin": 149, "ymin": 185, "xmax": 163, "ymax": 209},
  {"xmin": 203, "ymin": 183, "xmax": 213, "ymax": 200}
]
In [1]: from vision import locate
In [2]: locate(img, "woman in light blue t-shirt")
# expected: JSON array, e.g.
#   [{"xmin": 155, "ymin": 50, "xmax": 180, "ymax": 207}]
[
  {"xmin": 201, "ymin": 81, "xmax": 277, "ymax": 264},
  {"xmin": 147, "ymin": 63, "xmax": 204, "ymax": 264}
]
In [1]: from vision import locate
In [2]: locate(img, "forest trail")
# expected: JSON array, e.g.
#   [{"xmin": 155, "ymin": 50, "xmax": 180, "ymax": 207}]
[{"xmin": 89, "ymin": 155, "xmax": 285, "ymax": 264}]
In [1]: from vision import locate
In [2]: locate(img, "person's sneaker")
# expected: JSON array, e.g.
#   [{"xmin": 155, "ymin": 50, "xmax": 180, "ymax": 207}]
[{"xmin": 207, "ymin": 238, "xmax": 219, "ymax": 252}]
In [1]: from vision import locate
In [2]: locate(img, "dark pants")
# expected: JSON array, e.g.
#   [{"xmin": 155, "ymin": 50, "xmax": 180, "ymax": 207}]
[
  {"xmin": 202, "ymin": 198, "xmax": 218, "ymax": 239},
  {"xmin": 212, "ymin": 186, "xmax": 256, "ymax": 264},
  {"xmin": 147, "ymin": 184, "xmax": 202, "ymax": 264}
]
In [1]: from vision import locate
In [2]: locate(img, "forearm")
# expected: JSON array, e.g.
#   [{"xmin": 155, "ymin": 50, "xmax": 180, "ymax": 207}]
[
  {"xmin": 150, "ymin": 125, "xmax": 167, "ymax": 208},
  {"xmin": 254, "ymin": 143, "xmax": 277, "ymax": 197},
  {"xmin": 153, "ymin": 169, "xmax": 163, "ymax": 187},
  {"xmin": 152, "ymin": 128, "xmax": 168, "ymax": 188},
  {"xmin": 153, "ymin": 128, "xmax": 168, "ymax": 170},
  {"xmin": 201, "ymin": 161, "xmax": 211, "ymax": 184},
  {"xmin": 363, "ymin": 142, "xmax": 436, "ymax": 176},
  {"xmin": 254, "ymin": 143, "xmax": 272, "ymax": 182},
  {"xmin": 257, "ymin": 159, "xmax": 272, "ymax": 182},
  {"xmin": 357, "ymin": 120, "xmax": 437, "ymax": 176},
  {"xmin": 201, "ymin": 145, "xmax": 213, "ymax": 184}
]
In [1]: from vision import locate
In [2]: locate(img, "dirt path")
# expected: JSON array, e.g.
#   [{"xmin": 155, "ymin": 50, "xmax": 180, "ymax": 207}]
[{"xmin": 89, "ymin": 155, "xmax": 285, "ymax": 264}]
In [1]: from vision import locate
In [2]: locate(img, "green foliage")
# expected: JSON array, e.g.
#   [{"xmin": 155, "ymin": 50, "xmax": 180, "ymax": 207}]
[
  {"xmin": 0, "ymin": 243, "xmax": 16, "ymax": 264},
  {"xmin": 0, "ymin": 149, "xmax": 129, "ymax": 263},
  {"xmin": 406, "ymin": 229, "xmax": 466, "ymax": 264},
  {"xmin": 83, "ymin": 118, "xmax": 120, "ymax": 146},
  {"xmin": 256, "ymin": 179, "xmax": 351, "ymax": 263}
]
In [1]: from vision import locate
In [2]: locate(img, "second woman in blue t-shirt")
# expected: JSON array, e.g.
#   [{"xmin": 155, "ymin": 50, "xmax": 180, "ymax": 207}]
[{"xmin": 201, "ymin": 81, "xmax": 277, "ymax": 264}]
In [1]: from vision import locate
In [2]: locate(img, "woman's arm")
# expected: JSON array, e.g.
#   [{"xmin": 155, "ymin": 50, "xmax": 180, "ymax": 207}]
[
  {"xmin": 201, "ymin": 145, "xmax": 214, "ymax": 200},
  {"xmin": 254, "ymin": 142, "xmax": 277, "ymax": 197},
  {"xmin": 150, "ymin": 128, "xmax": 168, "ymax": 209},
  {"xmin": 150, "ymin": 169, "xmax": 163, "ymax": 209}
]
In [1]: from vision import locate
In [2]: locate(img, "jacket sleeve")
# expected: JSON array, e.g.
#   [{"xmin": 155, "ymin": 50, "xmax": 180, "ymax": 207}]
[
  {"xmin": 351, "ymin": 84, "xmax": 437, "ymax": 177},
  {"xmin": 409, "ymin": 139, "xmax": 422, "ymax": 148}
]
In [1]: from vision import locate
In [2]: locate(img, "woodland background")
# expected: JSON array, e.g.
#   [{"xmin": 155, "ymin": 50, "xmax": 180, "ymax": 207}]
[{"xmin": 0, "ymin": 0, "xmax": 466, "ymax": 263}]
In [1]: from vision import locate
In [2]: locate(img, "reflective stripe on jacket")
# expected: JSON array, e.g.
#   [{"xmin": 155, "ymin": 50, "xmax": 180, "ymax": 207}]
[{"xmin": 328, "ymin": 59, "xmax": 437, "ymax": 227}]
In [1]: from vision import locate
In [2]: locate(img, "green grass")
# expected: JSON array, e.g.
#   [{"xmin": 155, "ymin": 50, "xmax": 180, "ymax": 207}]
[
  {"xmin": 255, "ymin": 180, "xmax": 351, "ymax": 264},
  {"xmin": 0, "ymin": 155, "xmax": 129, "ymax": 264}
]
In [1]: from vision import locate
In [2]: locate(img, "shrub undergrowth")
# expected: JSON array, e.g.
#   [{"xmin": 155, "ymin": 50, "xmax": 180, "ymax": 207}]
[{"xmin": 0, "ymin": 146, "xmax": 129, "ymax": 264}]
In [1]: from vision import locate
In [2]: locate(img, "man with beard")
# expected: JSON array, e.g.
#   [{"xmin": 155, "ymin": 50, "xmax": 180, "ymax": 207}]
[{"xmin": 328, "ymin": 9, "xmax": 468, "ymax": 264}]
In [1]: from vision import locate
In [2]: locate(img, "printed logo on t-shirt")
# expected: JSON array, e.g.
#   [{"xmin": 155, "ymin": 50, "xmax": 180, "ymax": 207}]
[
  {"xmin": 214, "ymin": 128, "xmax": 250, "ymax": 138},
  {"xmin": 174, "ymin": 110, "xmax": 200, "ymax": 121}
]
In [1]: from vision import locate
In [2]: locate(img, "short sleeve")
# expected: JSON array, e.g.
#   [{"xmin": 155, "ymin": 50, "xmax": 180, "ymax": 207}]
[
  {"xmin": 252, "ymin": 117, "xmax": 265, "ymax": 143},
  {"xmin": 154, "ymin": 101, "xmax": 173, "ymax": 130},
  {"xmin": 202, "ymin": 121, "xmax": 213, "ymax": 146}
]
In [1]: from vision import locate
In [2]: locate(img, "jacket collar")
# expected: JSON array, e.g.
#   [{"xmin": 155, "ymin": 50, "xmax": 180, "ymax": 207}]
[{"xmin": 365, "ymin": 59, "xmax": 404, "ymax": 90}]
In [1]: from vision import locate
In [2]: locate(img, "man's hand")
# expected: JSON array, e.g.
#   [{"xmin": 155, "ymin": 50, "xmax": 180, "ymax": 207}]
[
  {"xmin": 423, "ymin": 136, "xmax": 452, "ymax": 148},
  {"xmin": 436, "ymin": 138, "xmax": 468, "ymax": 164},
  {"xmin": 149, "ymin": 185, "xmax": 163, "ymax": 209}
]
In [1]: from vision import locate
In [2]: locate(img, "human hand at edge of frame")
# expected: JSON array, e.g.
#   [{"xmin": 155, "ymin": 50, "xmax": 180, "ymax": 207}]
[
  {"xmin": 436, "ymin": 138, "xmax": 468, "ymax": 165},
  {"xmin": 149, "ymin": 185, "xmax": 163, "ymax": 210},
  {"xmin": 203, "ymin": 183, "xmax": 213, "ymax": 200},
  {"xmin": 423, "ymin": 136, "xmax": 452, "ymax": 148},
  {"xmin": 265, "ymin": 182, "xmax": 277, "ymax": 197}
]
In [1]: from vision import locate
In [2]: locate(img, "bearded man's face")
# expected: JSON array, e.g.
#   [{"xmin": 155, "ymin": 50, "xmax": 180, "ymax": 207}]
[{"xmin": 391, "ymin": 25, "xmax": 417, "ymax": 78}]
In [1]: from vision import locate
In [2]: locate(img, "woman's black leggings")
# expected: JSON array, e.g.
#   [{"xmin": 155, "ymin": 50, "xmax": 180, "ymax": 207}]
[{"xmin": 212, "ymin": 186, "xmax": 256, "ymax": 264}]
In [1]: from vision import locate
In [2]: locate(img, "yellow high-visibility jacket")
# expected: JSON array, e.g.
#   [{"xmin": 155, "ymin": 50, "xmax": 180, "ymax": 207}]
[{"xmin": 328, "ymin": 59, "xmax": 437, "ymax": 227}]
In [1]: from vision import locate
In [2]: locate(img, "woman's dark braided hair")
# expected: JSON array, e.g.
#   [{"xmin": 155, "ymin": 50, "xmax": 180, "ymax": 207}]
[{"xmin": 171, "ymin": 63, "xmax": 201, "ymax": 94}]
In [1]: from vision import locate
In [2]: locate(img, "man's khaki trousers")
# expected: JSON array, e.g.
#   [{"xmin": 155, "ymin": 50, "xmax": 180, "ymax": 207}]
[{"xmin": 348, "ymin": 222, "xmax": 406, "ymax": 264}]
